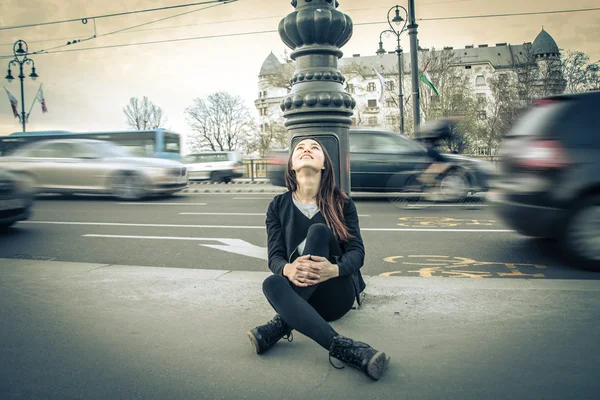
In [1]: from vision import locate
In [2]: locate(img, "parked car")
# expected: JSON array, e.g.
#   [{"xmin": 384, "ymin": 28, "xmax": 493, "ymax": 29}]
[
  {"xmin": 267, "ymin": 128, "xmax": 493, "ymax": 199},
  {"xmin": 180, "ymin": 151, "xmax": 244, "ymax": 183},
  {"xmin": 0, "ymin": 139, "xmax": 188, "ymax": 200},
  {"xmin": 490, "ymin": 91, "xmax": 600, "ymax": 271},
  {"xmin": 0, "ymin": 168, "xmax": 34, "ymax": 230}
]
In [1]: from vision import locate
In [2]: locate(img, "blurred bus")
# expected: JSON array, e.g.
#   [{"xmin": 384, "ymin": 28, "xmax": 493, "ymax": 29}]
[{"xmin": 0, "ymin": 129, "xmax": 182, "ymax": 159}]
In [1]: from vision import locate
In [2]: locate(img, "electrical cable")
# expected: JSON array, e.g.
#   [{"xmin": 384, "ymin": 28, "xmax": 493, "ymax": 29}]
[{"xmin": 0, "ymin": 0, "xmax": 235, "ymax": 31}]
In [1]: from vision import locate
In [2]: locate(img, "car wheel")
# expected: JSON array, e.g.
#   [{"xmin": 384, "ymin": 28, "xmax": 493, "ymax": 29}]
[
  {"xmin": 111, "ymin": 172, "xmax": 147, "ymax": 201},
  {"xmin": 438, "ymin": 170, "xmax": 469, "ymax": 202},
  {"xmin": 223, "ymin": 176, "xmax": 231, "ymax": 184},
  {"xmin": 562, "ymin": 195, "xmax": 600, "ymax": 271}
]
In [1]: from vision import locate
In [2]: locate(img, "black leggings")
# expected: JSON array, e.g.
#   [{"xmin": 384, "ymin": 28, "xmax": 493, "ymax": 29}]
[{"xmin": 262, "ymin": 223, "xmax": 356, "ymax": 350}]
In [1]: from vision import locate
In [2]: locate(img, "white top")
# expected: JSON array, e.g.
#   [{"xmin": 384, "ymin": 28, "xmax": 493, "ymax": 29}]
[{"xmin": 292, "ymin": 197, "xmax": 320, "ymax": 256}]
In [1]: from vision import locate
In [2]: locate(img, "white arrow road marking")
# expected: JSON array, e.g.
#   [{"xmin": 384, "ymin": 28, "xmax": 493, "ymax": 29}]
[
  {"xmin": 199, "ymin": 238, "xmax": 268, "ymax": 260},
  {"xmin": 83, "ymin": 234, "xmax": 268, "ymax": 260}
]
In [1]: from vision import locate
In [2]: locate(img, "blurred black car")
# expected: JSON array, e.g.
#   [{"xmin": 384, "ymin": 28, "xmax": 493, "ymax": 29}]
[
  {"xmin": 0, "ymin": 169, "xmax": 34, "ymax": 230},
  {"xmin": 490, "ymin": 91, "xmax": 600, "ymax": 271},
  {"xmin": 266, "ymin": 128, "xmax": 493, "ymax": 199}
]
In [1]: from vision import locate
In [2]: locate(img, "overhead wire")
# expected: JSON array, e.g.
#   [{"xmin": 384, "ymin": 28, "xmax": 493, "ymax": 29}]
[
  {"xmin": 28, "ymin": 0, "xmax": 236, "ymax": 56},
  {"xmin": 0, "ymin": 0, "xmax": 236, "ymax": 31},
  {"xmin": 1, "ymin": 6, "xmax": 598, "ymax": 59}
]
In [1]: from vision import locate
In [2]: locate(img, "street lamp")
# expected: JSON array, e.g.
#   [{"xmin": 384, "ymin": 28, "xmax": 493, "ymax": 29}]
[
  {"xmin": 5, "ymin": 40, "xmax": 39, "ymax": 132},
  {"xmin": 376, "ymin": 5, "xmax": 408, "ymax": 135}
]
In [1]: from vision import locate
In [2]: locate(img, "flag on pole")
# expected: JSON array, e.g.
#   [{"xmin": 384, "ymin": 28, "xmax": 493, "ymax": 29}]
[
  {"xmin": 4, "ymin": 87, "xmax": 19, "ymax": 118},
  {"xmin": 419, "ymin": 61, "xmax": 439, "ymax": 96},
  {"xmin": 36, "ymin": 84, "xmax": 48, "ymax": 113},
  {"xmin": 372, "ymin": 65, "xmax": 387, "ymax": 105}
]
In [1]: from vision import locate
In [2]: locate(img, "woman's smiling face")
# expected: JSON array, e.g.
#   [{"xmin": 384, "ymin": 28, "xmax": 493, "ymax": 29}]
[{"xmin": 291, "ymin": 138, "xmax": 325, "ymax": 172}]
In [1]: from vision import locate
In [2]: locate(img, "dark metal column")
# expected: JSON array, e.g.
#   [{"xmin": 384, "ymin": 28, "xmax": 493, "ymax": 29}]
[
  {"xmin": 396, "ymin": 46, "xmax": 404, "ymax": 134},
  {"xmin": 278, "ymin": 0, "xmax": 355, "ymax": 194},
  {"xmin": 407, "ymin": 0, "xmax": 420, "ymax": 130}
]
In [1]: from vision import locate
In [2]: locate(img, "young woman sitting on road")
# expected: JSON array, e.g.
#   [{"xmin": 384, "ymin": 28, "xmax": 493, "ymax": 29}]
[{"xmin": 246, "ymin": 137, "xmax": 390, "ymax": 381}]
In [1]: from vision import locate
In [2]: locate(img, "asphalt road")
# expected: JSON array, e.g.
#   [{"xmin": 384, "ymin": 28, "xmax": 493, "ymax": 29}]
[{"xmin": 1, "ymin": 188, "xmax": 597, "ymax": 281}]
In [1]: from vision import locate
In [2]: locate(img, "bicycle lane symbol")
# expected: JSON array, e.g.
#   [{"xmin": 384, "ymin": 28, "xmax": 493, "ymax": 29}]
[
  {"xmin": 397, "ymin": 217, "xmax": 497, "ymax": 228},
  {"xmin": 380, "ymin": 255, "xmax": 547, "ymax": 278}
]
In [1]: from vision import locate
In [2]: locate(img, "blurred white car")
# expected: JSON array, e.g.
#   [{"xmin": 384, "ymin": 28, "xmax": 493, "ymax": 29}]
[
  {"xmin": 181, "ymin": 151, "xmax": 244, "ymax": 183},
  {"xmin": 0, "ymin": 139, "xmax": 188, "ymax": 200},
  {"xmin": 0, "ymin": 168, "xmax": 34, "ymax": 230}
]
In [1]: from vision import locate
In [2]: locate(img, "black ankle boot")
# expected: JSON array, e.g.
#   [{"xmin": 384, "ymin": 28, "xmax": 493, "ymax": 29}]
[
  {"xmin": 247, "ymin": 314, "xmax": 293, "ymax": 354},
  {"xmin": 328, "ymin": 335, "xmax": 390, "ymax": 380}
]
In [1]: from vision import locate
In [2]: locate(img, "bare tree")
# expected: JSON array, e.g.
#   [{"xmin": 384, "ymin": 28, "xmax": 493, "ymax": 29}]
[
  {"xmin": 562, "ymin": 50, "xmax": 600, "ymax": 93},
  {"xmin": 475, "ymin": 74, "xmax": 522, "ymax": 155},
  {"xmin": 402, "ymin": 48, "xmax": 476, "ymax": 148},
  {"xmin": 185, "ymin": 92, "xmax": 255, "ymax": 153},
  {"xmin": 247, "ymin": 115, "xmax": 288, "ymax": 157},
  {"xmin": 123, "ymin": 96, "xmax": 168, "ymax": 130}
]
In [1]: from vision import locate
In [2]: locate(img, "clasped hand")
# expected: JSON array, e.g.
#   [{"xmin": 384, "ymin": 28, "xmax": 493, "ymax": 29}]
[{"xmin": 285, "ymin": 254, "xmax": 339, "ymax": 287}]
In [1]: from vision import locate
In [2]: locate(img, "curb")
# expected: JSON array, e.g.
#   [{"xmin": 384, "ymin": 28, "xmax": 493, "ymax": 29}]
[
  {"xmin": 183, "ymin": 179, "xmax": 286, "ymax": 194},
  {"xmin": 2, "ymin": 258, "xmax": 598, "ymax": 292}
]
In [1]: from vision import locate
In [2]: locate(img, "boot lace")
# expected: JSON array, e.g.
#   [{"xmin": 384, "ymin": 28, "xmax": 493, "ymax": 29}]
[
  {"xmin": 329, "ymin": 336, "xmax": 372, "ymax": 369},
  {"xmin": 266, "ymin": 316, "xmax": 293, "ymax": 343}
]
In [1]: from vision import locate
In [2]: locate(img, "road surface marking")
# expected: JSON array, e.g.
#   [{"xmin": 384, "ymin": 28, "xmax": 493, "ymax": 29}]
[
  {"xmin": 180, "ymin": 212, "xmax": 266, "ymax": 216},
  {"xmin": 83, "ymin": 234, "xmax": 267, "ymax": 260},
  {"xmin": 179, "ymin": 212, "xmax": 371, "ymax": 217},
  {"xmin": 398, "ymin": 217, "xmax": 497, "ymax": 228},
  {"xmin": 233, "ymin": 197, "xmax": 275, "ymax": 200},
  {"xmin": 24, "ymin": 221, "xmax": 264, "ymax": 229},
  {"xmin": 116, "ymin": 202, "xmax": 207, "ymax": 206},
  {"xmin": 381, "ymin": 255, "xmax": 547, "ymax": 279},
  {"xmin": 22, "ymin": 221, "xmax": 511, "ymax": 232}
]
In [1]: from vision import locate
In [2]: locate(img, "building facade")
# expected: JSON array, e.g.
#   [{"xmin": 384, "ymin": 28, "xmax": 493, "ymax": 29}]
[{"xmin": 256, "ymin": 28, "xmax": 564, "ymax": 153}]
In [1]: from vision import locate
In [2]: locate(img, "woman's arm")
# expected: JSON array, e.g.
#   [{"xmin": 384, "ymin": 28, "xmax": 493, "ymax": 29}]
[
  {"xmin": 336, "ymin": 197, "xmax": 365, "ymax": 276},
  {"xmin": 265, "ymin": 198, "xmax": 289, "ymax": 275}
]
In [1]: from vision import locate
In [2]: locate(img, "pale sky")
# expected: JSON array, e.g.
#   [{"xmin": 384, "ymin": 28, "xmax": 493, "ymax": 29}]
[{"xmin": 0, "ymin": 0, "xmax": 598, "ymax": 149}]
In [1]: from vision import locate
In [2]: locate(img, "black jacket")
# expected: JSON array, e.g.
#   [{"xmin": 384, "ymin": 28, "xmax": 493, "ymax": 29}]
[{"xmin": 265, "ymin": 191, "xmax": 366, "ymax": 304}]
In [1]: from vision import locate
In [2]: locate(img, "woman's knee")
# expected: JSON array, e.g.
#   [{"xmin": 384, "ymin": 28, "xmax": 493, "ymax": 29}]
[
  {"xmin": 307, "ymin": 223, "xmax": 332, "ymax": 239},
  {"xmin": 262, "ymin": 274, "xmax": 289, "ymax": 297}
]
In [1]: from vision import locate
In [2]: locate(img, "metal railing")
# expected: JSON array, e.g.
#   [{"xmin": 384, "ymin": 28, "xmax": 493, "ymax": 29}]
[{"xmin": 242, "ymin": 159, "xmax": 269, "ymax": 181}]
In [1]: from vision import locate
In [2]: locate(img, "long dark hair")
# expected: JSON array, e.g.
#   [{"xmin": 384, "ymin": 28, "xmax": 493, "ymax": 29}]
[{"xmin": 285, "ymin": 138, "xmax": 353, "ymax": 242}]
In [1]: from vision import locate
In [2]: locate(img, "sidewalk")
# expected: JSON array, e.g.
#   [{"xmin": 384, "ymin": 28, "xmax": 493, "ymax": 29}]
[{"xmin": 1, "ymin": 258, "xmax": 599, "ymax": 400}]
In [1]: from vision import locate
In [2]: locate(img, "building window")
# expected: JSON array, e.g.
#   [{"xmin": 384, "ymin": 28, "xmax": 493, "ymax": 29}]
[
  {"xmin": 476, "ymin": 93, "xmax": 486, "ymax": 105},
  {"xmin": 367, "ymin": 99, "xmax": 378, "ymax": 108},
  {"xmin": 465, "ymin": 65, "xmax": 472, "ymax": 69},
  {"xmin": 258, "ymin": 92, "xmax": 262, "ymax": 98},
  {"xmin": 476, "ymin": 75, "xmax": 486, "ymax": 86},
  {"xmin": 385, "ymin": 115, "xmax": 398, "ymax": 125},
  {"xmin": 477, "ymin": 110, "xmax": 487, "ymax": 120},
  {"xmin": 386, "ymin": 98, "xmax": 395, "ymax": 108},
  {"xmin": 350, "ymin": 117, "xmax": 357, "ymax": 126},
  {"xmin": 367, "ymin": 82, "xmax": 376, "ymax": 92},
  {"xmin": 367, "ymin": 116, "xmax": 378, "ymax": 126},
  {"xmin": 263, "ymin": 90, "xmax": 267, "ymax": 97},
  {"xmin": 346, "ymin": 84, "xmax": 355, "ymax": 94},
  {"xmin": 386, "ymin": 80, "xmax": 395, "ymax": 91}
]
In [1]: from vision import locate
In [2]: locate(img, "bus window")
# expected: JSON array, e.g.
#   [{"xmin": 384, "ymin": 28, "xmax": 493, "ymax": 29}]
[{"xmin": 163, "ymin": 133, "xmax": 180, "ymax": 153}]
